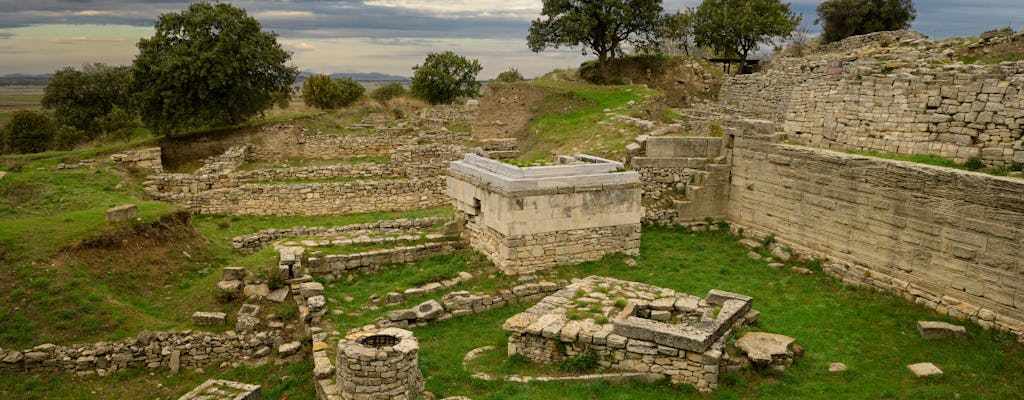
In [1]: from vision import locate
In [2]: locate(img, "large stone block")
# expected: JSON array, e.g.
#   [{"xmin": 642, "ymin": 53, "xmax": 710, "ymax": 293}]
[{"xmin": 106, "ymin": 204, "xmax": 137, "ymax": 223}]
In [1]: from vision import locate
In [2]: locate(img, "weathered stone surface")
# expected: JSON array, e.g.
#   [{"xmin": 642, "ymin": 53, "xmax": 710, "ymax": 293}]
[
  {"xmin": 235, "ymin": 315, "xmax": 260, "ymax": 332},
  {"xmin": 191, "ymin": 311, "xmax": 227, "ymax": 326},
  {"xmin": 735, "ymin": 332, "xmax": 795, "ymax": 365},
  {"xmin": 278, "ymin": 341, "xmax": 301, "ymax": 357},
  {"xmin": 299, "ymin": 282, "xmax": 325, "ymax": 298},
  {"xmin": 907, "ymin": 362, "xmax": 943, "ymax": 377},
  {"xmin": 917, "ymin": 321, "xmax": 966, "ymax": 339},
  {"xmin": 221, "ymin": 267, "xmax": 246, "ymax": 281},
  {"xmin": 217, "ymin": 280, "xmax": 242, "ymax": 293},
  {"xmin": 828, "ymin": 362, "xmax": 848, "ymax": 372},
  {"xmin": 179, "ymin": 379, "xmax": 261, "ymax": 400},
  {"xmin": 243, "ymin": 284, "xmax": 270, "ymax": 299},
  {"xmin": 266, "ymin": 287, "xmax": 289, "ymax": 303},
  {"xmin": 414, "ymin": 300, "xmax": 444, "ymax": 320},
  {"xmin": 106, "ymin": 204, "xmax": 137, "ymax": 223}
]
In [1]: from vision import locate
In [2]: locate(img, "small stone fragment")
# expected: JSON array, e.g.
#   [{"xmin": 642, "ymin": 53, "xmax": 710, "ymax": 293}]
[
  {"xmin": 907, "ymin": 362, "xmax": 943, "ymax": 377},
  {"xmin": 828, "ymin": 362, "xmax": 847, "ymax": 372},
  {"xmin": 917, "ymin": 321, "xmax": 967, "ymax": 339}
]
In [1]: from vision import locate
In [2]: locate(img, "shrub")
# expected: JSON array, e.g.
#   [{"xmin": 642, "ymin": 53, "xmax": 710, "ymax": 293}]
[
  {"xmin": 411, "ymin": 51, "xmax": 483, "ymax": 105},
  {"xmin": 3, "ymin": 110, "xmax": 56, "ymax": 154},
  {"xmin": 493, "ymin": 68, "xmax": 525, "ymax": 83},
  {"xmin": 51, "ymin": 125, "xmax": 87, "ymax": 151},
  {"xmin": 963, "ymin": 156, "xmax": 984, "ymax": 171},
  {"xmin": 335, "ymin": 77, "xmax": 366, "ymax": 107},
  {"xmin": 101, "ymin": 106, "xmax": 138, "ymax": 143},
  {"xmin": 302, "ymin": 74, "xmax": 345, "ymax": 111},
  {"xmin": 370, "ymin": 82, "xmax": 406, "ymax": 103},
  {"xmin": 557, "ymin": 348, "xmax": 600, "ymax": 373}
]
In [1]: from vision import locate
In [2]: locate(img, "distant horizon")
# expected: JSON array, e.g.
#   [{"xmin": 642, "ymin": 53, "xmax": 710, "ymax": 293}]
[{"xmin": 1, "ymin": 1, "xmax": 1021, "ymax": 77}]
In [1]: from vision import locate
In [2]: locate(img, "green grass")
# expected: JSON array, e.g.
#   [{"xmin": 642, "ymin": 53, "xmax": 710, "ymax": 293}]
[
  {"xmin": 958, "ymin": 52, "xmax": 1024, "ymax": 64},
  {"xmin": 0, "ymin": 356, "xmax": 315, "ymax": 400},
  {"xmin": 516, "ymin": 79, "xmax": 658, "ymax": 163},
  {"xmin": 315, "ymin": 225, "xmax": 1023, "ymax": 400},
  {"xmin": 844, "ymin": 150, "xmax": 1023, "ymax": 177}
]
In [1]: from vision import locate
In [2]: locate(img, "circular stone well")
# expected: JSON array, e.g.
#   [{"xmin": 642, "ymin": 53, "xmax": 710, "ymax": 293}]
[{"xmin": 337, "ymin": 327, "xmax": 423, "ymax": 400}]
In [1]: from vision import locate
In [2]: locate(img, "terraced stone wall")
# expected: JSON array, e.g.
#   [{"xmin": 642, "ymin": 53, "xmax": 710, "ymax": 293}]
[{"xmin": 728, "ymin": 133, "xmax": 1024, "ymax": 336}]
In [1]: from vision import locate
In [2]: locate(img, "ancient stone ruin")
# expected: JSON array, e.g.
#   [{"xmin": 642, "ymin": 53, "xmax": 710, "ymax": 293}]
[
  {"xmin": 447, "ymin": 154, "xmax": 642, "ymax": 274},
  {"xmin": 502, "ymin": 276, "xmax": 759, "ymax": 392},
  {"xmin": 335, "ymin": 328, "xmax": 424, "ymax": 400}
]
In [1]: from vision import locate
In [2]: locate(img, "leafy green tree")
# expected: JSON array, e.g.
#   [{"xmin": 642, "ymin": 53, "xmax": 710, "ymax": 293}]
[
  {"xmin": 41, "ymin": 63, "xmax": 131, "ymax": 137},
  {"xmin": 528, "ymin": 0, "xmax": 664, "ymax": 76},
  {"xmin": 335, "ymin": 77, "xmax": 366, "ymax": 107},
  {"xmin": 693, "ymin": 0, "xmax": 801, "ymax": 64},
  {"xmin": 659, "ymin": 9, "xmax": 695, "ymax": 55},
  {"xmin": 302, "ymin": 74, "xmax": 345, "ymax": 111},
  {"xmin": 410, "ymin": 51, "xmax": 483, "ymax": 105},
  {"xmin": 51, "ymin": 125, "xmax": 86, "ymax": 151},
  {"xmin": 130, "ymin": 2, "xmax": 298, "ymax": 135},
  {"xmin": 101, "ymin": 106, "xmax": 138, "ymax": 143},
  {"xmin": 493, "ymin": 68, "xmax": 525, "ymax": 83},
  {"xmin": 816, "ymin": 0, "xmax": 916, "ymax": 44},
  {"xmin": 370, "ymin": 82, "xmax": 407, "ymax": 103},
  {"xmin": 3, "ymin": 110, "xmax": 56, "ymax": 154}
]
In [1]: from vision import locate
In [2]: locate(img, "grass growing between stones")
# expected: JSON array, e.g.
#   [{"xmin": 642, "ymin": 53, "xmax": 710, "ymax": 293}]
[
  {"xmin": 326, "ymin": 225, "xmax": 1023, "ymax": 399},
  {"xmin": 843, "ymin": 150, "xmax": 1024, "ymax": 177}
]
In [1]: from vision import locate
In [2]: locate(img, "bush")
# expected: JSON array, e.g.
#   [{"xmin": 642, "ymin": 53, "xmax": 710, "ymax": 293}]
[
  {"xmin": 102, "ymin": 106, "xmax": 138, "ymax": 143},
  {"xmin": 370, "ymin": 82, "xmax": 406, "ymax": 103},
  {"xmin": 411, "ymin": 51, "xmax": 483, "ymax": 105},
  {"xmin": 302, "ymin": 74, "xmax": 345, "ymax": 111},
  {"xmin": 335, "ymin": 77, "xmax": 366, "ymax": 107},
  {"xmin": 51, "ymin": 125, "xmax": 87, "ymax": 151},
  {"xmin": 493, "ymin": 68, "xmax": 525, "ymax": 83},
  {"xmin": 3, "ymin": 110, "xmax": 56, "ymax": 154},
  {"xmin": 963, "ymin": 156, "xmax": 984, "ymax": 171}
]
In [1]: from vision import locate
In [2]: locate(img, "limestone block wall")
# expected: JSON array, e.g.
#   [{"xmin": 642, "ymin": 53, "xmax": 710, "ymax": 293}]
[
  {"xmin": 447, "ymin": 154, "xmax": 642, "ymax": 274},
  {"xmin": 231, "ymin": 217, "xmax": 447, "ymax": 252},
  {"xmin": 110, "ymin": 147, "xmax": 163, "ymax": 173},
  {"xmin": 728, "ymin": 134, "xmax": 1024, "ymax": 336},
  {"xmin": 163, "ymin": 177, "xmax": 447, "ymax": 216},
  {"xmin": 308, "ymin": 241, "xmax": 464, "ymax": 278},
  {"xmin": 628, "ymin": 136, "xmax": 731, "ymax": 224},
  {"xmin": 0, "ymin": 330, "xmax": 279, "ymax": 376}
]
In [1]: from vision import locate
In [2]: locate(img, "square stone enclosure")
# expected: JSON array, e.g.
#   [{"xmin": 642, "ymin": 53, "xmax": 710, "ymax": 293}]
[
  {"xmin": 447, "ymin": 154, "xmax": 642, "ymax": 274},
  {"xmin": 502, "ymin": 276, "xmax": 756, "ymax": 392}
]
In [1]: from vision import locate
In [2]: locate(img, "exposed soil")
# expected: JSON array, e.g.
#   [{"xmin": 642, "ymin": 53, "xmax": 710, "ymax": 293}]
[
  {"xmin": 471, "ymin": 83, "xmax": 555, "ymax": 140},
  {"xmin": 579, "ymin": 57, "xmax": 723, "ymax": 107},
  {"xmin": 65, "ymin": 210, "xmax": 201, "ymax": 252}
]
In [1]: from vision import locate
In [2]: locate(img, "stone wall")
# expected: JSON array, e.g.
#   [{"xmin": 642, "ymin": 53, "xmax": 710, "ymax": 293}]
[
  {"xmin": 110, "ymin": 147, "xmax": 164, "ymax": 173},
  {"xmin": 0, "ymin": 330, "xmax": 279, "ymax": 376},
  {"xmin": 718, "ymin": 30, "xmax": 1024, "ymax": 167},
  {"xmin": 448, "ymin": 154, "xmax": 642, "ymax": 274},
  {"xmin": 306, "ymin": 241, "xmax": 464, "ymax": 279},
  {"xmin": 728, "ymin": 133, "xmax": 1024, "ymax": 336},
  {"xmin": 231, "ymin": 217, "xmax": 447, "ymax": 253},
  {"xmin": 628, "ymin": 136, "xmax": 731, "ymax": 224},
  {"xmin": 158, "ymin": 177, "xmax": 447, "ymax": 216}
]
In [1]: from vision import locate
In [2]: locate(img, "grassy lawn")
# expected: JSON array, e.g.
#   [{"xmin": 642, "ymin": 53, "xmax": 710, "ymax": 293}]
[
  {"xmin": 315, "ymin": 225, "xmax": 1024, "ymax": 400},
  {"xmin": 515, "ymin": 77, "xmax": 659, "ymax": 163}
]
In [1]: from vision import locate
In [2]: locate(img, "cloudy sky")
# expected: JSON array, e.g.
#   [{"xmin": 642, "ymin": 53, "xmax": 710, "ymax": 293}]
[{"xmin": 0, "ymin": 0, "xmax": 1020, "ymax": 78}]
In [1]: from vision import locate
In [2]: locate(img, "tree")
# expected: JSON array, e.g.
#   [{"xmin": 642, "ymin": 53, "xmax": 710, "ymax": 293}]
[
  {"xmin": 816, "ymin": 0, "xmax": 916, "ymax": 44},
  {"xmin": 659, "ymin": 9, "xmax": 695, "ymax": 56},
  {"xmin": 370, "ymin": 82, "xmax": 406, "ymax": 103},
  {"xmin": 130, "ymin": 2, "xmax": 298, "ymax": 135},
  {"xmin": 335, "ymin": 78, "xmax": 366, "ymax": 107},
  {"xmin": 410, "ymin": 51, "xmax": 483, "ymax": 105},
  {"xmin": 302, "ymin": 74, "xmax": 345, "ymax": 111},
  {"xmin": 101, "ymin": 106, "xmax": 138, "ymax": 143},
  {"xmin": 493, "ymin": 68, "xmax": 525, "ymax": 83},
  {"xmin": 3, "ymin": 110, "xmax": 55, "ymax": 154},
  {"xmin": 528, "ymin": 0, "xmax": 664, "ymax": 76},
  {"xmin": 693, "ymin": 0, "xmax": 801, "ymax": 65},
  {"xmin": 41, "ymin": 63, "xmax": 132, "ymax": 137}
]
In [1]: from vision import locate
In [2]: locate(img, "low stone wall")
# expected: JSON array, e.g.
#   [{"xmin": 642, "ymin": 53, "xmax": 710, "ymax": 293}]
[
  {"xmin": 728, "ymin": 133, "xmax": 1024, "ymax": 337},
  {"xmin": 307, "ymin": 241, "xmax": 464, "ymax": 279},
  {"xmin": 110, "ymin": 147, "xmax": 164, "ymax": 173},
  {"xmin": 503, "ymin": 277, "xmax": 757, "ymax": 392},
  {"xmin": 154, "ymin": 177, "xmax": 447, "ymax": 216},
  {"xmin": 145, "ymin": 163, "xmax": 407, "ymax": 196},
  {"xmin": 194, "ymin": 145, "xmax": 249, "ymax": 175},
  {"xmin": 467, "ymin": 222, "xmax": 641, "ymax": 274},
  {"xmin": 0, "ymin": 330, "xmax": 279, "ymax": 376},
  {"xmin": 231, "ymin": 217, "xmax": 447, "ymax": 253}
]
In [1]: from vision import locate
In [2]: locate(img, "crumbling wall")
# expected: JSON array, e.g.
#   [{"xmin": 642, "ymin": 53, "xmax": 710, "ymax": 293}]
[
  {"xmin": 728, "ymin": 133, "xmax": 1024, "ymax": 336},
  {"xmin": 627, "ymin": 136, "xmax": 731, "ymax": 224}
]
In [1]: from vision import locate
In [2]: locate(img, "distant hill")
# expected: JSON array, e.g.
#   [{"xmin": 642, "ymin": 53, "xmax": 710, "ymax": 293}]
[
  {"xmin": 297, "ymin": 71, "xmax": 410, "ymax": 83},
  {"xmin": 0, "ymin": 74, "xmax": 51, "ymax": 86}
]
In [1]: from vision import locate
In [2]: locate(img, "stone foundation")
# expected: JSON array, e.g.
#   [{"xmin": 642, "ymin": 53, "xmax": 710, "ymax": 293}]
[
  {"xmin": 448, "ymin": 154, "xmax": 642, "ymax": 274},
  {"xmin": 336, "ymin": 328, "xmax": 423, "ymax": 400}
]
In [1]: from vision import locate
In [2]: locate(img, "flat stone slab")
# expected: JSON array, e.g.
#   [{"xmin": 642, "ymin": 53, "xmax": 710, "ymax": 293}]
[
  {"xmin": 266, "ymin": 287, "xmax": 289, "ymax": 303},
  {"xmin": 106, "ymin": 204, "xmax": 137, "ymax": 223},
  {"xmin": 917, "ymin": 321, "xmax": 966, "ymax": 339},
  {"xmin": 278, "ymin": 341, "xmax": 301, "ymax": 357},
  {"xmin": 907, "ymin": 362, "xmax": 943, "ymax": 377},
  {"xmin": 191, "ymin": 311, "xmax": 226, "ymax": 326},
  {"xmin": 735, "ymin": 332, "xmax": 795, "ymax": 364},
  {"xmin": 179, "ymin": 379, "xmax": 261, "ymax": 400},
  {"xmin": 828, "ymin": 362, "xmax": 847, "ymax": 372}
]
